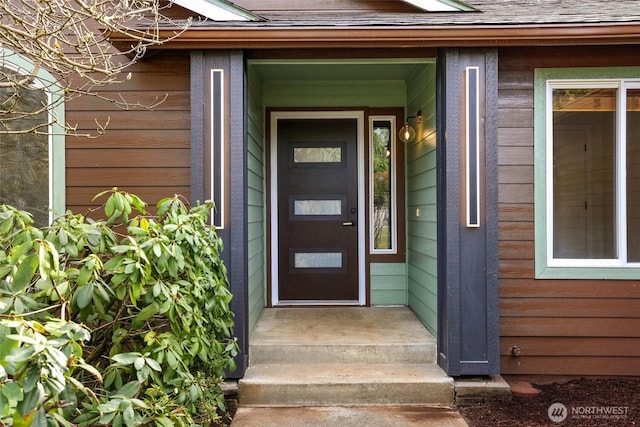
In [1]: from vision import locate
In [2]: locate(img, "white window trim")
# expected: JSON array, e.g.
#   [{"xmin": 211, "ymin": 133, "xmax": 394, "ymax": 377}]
[
  {"xmin": 535, "ymin": 67, "xmax": 640, "ymax": 279},
  {"xmin": 0, "ymin": 48, "xmax": 65, "ymax": 224}
]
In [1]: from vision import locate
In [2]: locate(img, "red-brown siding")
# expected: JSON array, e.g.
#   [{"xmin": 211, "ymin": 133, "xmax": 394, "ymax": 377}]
[
  {"xmin": 65, "ymin": 52, "xmax": 191, "ymax": 213},
  {"xmin": 498, "ymin": 46, "xmax": 640, "ymax": 376}
]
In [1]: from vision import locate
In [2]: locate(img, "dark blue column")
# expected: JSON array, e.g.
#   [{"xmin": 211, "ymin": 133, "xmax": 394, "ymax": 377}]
[{"xmin": 437, "ymin": 48, "xmax": 499, "ymax": 376}]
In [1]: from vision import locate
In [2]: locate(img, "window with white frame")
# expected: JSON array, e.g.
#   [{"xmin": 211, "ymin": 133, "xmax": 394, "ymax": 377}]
[
  {"xmin": 0, "ymin": 49, "xmax": 65, "ymax": 226},
  {"xmin": 370, "ymin": 116, "xmax": 397, "ymax": 254},
  {"xmin": 535, "ymin": 68, "xmax": 640, "ymax": 278}
]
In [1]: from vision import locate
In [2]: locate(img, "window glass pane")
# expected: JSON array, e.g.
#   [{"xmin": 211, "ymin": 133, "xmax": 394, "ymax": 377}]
[
  {"xmin": 293, "ymin": 147, "xmax": 341, "ymax": 163},
  {"xmin": 0, "ymin": 67, "xmax": 49, "ymax": 226},
  {"xmin": 294, "ymin": 252, "xmax": 342, "ymax": 268},
  {"xmin": 627, "ymin": 89, "xmax": 640, "ymax": 262},
  {"xmin": 552, "ymin": 88, "xmax": 616, "ymax": 259},
  {"xmin": 294, "ymin": 199, "xmax": 342, "ymax": 216},
  {"xmin": 372, "ymin": 121, "xmax": 392, "ymax": 250}
]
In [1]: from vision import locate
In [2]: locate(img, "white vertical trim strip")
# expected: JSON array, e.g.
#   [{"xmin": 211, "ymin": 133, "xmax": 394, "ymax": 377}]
[
  {"xmin": 270, "ymin": 113, "xmax": 279, "ymax": 306},
  {"xmin": 465, "ymin": 66, "xmax": 481, "ymax": 228},
  {"xmin": 211, "ymin": 69, "xmax": 225, "ymax": 229},
  {"xmin": 48, "ymin": 90, "xmax": 54, "ymax": 224},
  {"xmin": 356, "ymin": 111, "xmax": 366, "ymax": 305},
  {"xmin": 619, "ymin": 83, "xmax": 628, "ymax": 263}
]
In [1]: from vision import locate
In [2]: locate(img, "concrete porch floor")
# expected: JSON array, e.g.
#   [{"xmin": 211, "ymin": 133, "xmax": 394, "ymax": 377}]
[{"xmin": 248, "ymin": 306, "xmax": 437, "ymax": 357}]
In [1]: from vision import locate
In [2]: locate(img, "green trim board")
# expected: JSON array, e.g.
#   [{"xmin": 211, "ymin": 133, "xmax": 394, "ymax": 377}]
[
  {"xmin": 534, "ymin": 66, "xmax": 640, "ymax": 279},
  {"xmin": 0, "ymin": 47, "xmax": 65, "ymax": 222}
]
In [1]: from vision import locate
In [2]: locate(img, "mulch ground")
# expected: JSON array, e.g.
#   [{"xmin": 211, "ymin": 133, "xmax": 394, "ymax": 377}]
[{"xmin": 459, "ymin": 377, "xmax": 640, "ymax": 426}]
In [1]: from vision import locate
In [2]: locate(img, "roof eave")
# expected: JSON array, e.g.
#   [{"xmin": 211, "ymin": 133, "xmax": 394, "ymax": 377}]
[{"xmin": 110, "ymin": 22, "xmax": 640, "ymax": 51}]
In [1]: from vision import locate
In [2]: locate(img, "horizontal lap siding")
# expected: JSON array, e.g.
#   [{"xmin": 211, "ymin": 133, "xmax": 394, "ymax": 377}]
[
  {"xmin": 247, "ymin": 69, "xmax": 266, "ymax": 333},
  {"xmin": 65, "ymin": 53, "xmax": 191, "ymax": 213},
  {"xmin": 370, "ymin": 263, "xmax": 407, "ymax": 305},
  {"xmin": 406, "ymin": 63, "xmax": 438, "ymax": 335},
  {"xmin": 498, "ymin": 47, "xmax": 640, "ymax": 376}
]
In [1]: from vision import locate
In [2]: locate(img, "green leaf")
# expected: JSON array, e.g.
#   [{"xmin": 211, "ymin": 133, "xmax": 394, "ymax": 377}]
[
  {"xmin": 115, "ymin": 381, "xmax": 140, "ymax": 399},
  {"xmin": 145, "ymin": 357, "xmax": 162, "ymax": 372},
  {"xmin": 113, "ymin": 413, "xmax": 123, "ymax": 427},
  {"xmin": 58, "ymin": 228, "xmax": 69, "ymax": 246},
  {"xmin": 76, "ymin": 359, "xmax": 103, "ymax": 382},
  {"xmin": 98, "ymin": 410, "xmax": 117, "ymax": 426},
  {"xmin": 166, "ymin": 350, "xmax": 178, "ymax": 369},
  {"xmin": 112, "ymin": 353, "xmax": 141, "ymax": 366},
  {"xmin": 11, "ymin": 253, "xmax": 38, "ymax": 293},
  {"xmin": 17, "ymin": 388, "xmax": 40, "ymax": 416},
  {"xmin": 104, "ymin": 194, "xmax": 116, "ymax": 217},
  {"xmin": 122, "ymin": 402, "xmax": 135, "ymax": 427},
  {"xmin": 134, "ymin": 357, "xmax": 145, "ymax": 371},
  {"xmin": 76, "ymin": 284, "xmax": 94, "ymax": 309},
  {"xmin": 1, "ymin": 382, "xmax": 23, "ymax": 401},
  {"xmin": 155, "ymin": 416, "xmax": 174, "ymax": 427},
  {"xmin": 77, "ymin": 265, "xmax": 92, "ymax": 287},
  {"xmin": 136, "ymin": 365, "xmax": 149, "ymax": 383},
  {"xmin": 116, "ymin": 285, "xmax": 127, "ymax": 300},
  {"xmin": 133, "ymin": 302, "xmax": 158, "ymax": 326},
  {"xmin": 0, "ymin": 393, "xmax": 8, "ymax": 418},
  {"xmin": 13, "ymin": 406, "xmax": 42, "ymax": 427},
  {"xmin": 9, "ymin": 242, "xmax": 31, "ymax": 265},
  {"xmin": 74, "ymin": 412, "xmax": 101, "ymax": 426},
  {"xmin": 0, "ymin": 216, "xmax": 14, "ymax": 235},
  {"xmin": 152, "ymin": 243, "xmax": 162, "ymax": 258}
]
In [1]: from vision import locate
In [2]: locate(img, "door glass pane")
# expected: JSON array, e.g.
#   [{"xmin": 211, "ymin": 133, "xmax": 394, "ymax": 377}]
[
  {"xmin": 294, "ymin": 200, "xmax": 341, "ymax": 216},
  {"xmin": 294, "ymin": 147, "xmax": 341, "ymax": 163},
  {"xmin": 0, "ymin": 67, "xmax": 49, "ymax": 227},
  {"xmin": 294, "ymin": 252, "xmax": 342, "ymax": 268},
  {"xmin": 627, "ymin": 89, "xmax": 640, "ymax": 262},
  {"xmin": 372, "ymin": 120, "xmax": 393, "ymax": 250},
  {"xmin": 552, "ymin": 88, "xmax": 616, "ymax": 259}
]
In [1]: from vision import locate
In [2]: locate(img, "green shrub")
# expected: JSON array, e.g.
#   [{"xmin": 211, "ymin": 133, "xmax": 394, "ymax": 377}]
[{"xmin": 0, "ymin": 189, "xmax": 238, "ymax": 427}]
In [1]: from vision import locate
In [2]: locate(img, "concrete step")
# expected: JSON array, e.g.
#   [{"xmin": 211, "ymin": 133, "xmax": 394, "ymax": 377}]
[
  {"xmin": 239, "ymin": 363, "xmax": 454, "ymax": 407},
  {"xmin": 231, "ymin": 406, "xmax": 468, "ymax": 427},
  {"xmin": 249, "ymin": 341, "xmax": 436, "ymax": 365},
  {"xmin": 248, "ymin": 307, "xmax": 437, "ymax": 365}
]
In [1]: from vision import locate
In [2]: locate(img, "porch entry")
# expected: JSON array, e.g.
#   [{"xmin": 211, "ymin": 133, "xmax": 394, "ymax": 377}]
[{"xmin": 270, "ymin": 111, "xmax": 366, "ymax": 305}]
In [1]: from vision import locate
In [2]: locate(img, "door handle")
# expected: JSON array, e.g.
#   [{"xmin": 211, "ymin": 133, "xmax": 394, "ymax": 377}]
[{"xmin": 342, "ymin": 221, "xmax": 356, "ymax": 227}]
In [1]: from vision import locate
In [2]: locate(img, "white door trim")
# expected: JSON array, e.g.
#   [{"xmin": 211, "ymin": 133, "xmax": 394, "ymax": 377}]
[{"xmin": 270, "ymin": 110, "xmax": 366, "ymax": 306}]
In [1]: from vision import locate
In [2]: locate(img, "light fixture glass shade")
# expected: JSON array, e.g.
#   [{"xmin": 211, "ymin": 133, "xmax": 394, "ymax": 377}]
[{"xmin": 398, "ymin": 123, "xmax": 416, "ymax": 143}]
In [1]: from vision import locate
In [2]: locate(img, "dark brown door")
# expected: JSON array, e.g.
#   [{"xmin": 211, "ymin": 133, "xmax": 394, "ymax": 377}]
[{"xmin": 277, "ymin": 117, "xmax": 359, "ymax": 301}]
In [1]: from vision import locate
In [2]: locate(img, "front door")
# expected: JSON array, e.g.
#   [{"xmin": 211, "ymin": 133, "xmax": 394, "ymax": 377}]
[{"xmin": 272, "ymin": 114, "xmax": 361, "ymax": 303}]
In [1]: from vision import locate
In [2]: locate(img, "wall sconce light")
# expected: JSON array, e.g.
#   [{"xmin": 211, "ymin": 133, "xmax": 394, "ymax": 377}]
[{"xmin": 398, "ymin": 110, "xmax": 422, "ymax": 143}]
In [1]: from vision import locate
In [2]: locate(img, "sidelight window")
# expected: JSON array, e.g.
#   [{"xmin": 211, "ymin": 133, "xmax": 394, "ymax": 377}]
[{"xmin": 370, "ymin": 117, "xmax": 397, "ymax": 253}]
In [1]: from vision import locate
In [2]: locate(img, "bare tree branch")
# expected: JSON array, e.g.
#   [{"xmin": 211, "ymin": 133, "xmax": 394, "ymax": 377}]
[{"xmin": 0, "ymin": 0, "xmax": 190, "ymax": 136}]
